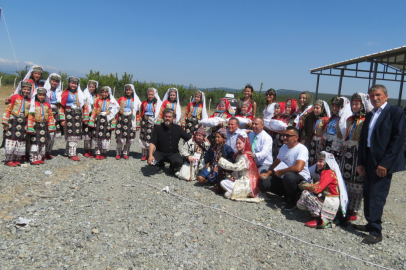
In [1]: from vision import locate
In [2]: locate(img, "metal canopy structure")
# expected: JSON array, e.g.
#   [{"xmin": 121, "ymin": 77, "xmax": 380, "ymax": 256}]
[{"xmin": 310, "ymin": 45, "xmax": 406, "ymax": 105}]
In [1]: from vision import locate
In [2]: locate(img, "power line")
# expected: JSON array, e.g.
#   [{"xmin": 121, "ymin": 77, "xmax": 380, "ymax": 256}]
[{"xmin": 1, "ymin": 7, "xmax": 20, "ymax": 72}]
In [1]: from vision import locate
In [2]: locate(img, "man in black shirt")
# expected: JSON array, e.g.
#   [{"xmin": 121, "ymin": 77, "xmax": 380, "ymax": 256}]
[{"xmin": 148, "ymin": 108, "xmax": 192, "ymax": 174}]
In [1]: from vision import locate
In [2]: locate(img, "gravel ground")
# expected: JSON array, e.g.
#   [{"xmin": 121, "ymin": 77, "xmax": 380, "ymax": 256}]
[{"xmin": 0, "ymin": 132, "xmax": 405, "ymax": 270}]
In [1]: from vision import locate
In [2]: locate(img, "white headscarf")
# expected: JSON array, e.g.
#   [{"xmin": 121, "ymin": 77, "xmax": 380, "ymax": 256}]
[
  {"xmin": 13, "ymin": 65, "xmax": 43, "ymax": 96},
  {"xmin": 124, "ymin": 84, "xmax": 142, "ymax": 116},
  {"xmin": 150, "ymin": 88, "xmax": 163, "ymax": 122},
  {"xmin": 359, "ymin": 92, "xmax": 373, "ymax": 113},
  {"xmin": 43, "ymin": 73, "xmax": 62, "ymax": 104},
  {"xmin": 101, "ymin": 86, "xmax": 120, "ymax": 122},
  {"xmin": 322, "ymin": 151, "xmax": 348, "ymax": 216},
  {"xmin": 162, "ymin": 88, "xmax": 181, "ymax": 124},
  {"xmin": 338, "ymin": 97, "xmax": 352, "ymax": 137},
  {"xmin": 322, "ymin": 100, "xmax": 331, "ymax": 118},
  {"xmin": 66, "ymin": 76, "xmax": 86, "ymax": 108},
  {"xmin": 192, "ymin": 91, "xmax": 208, "ymax": 120},
  {"xmin": 294, "ymin": 104, "xmax": 313, "ymax": 128},
  {"xmin": 29, "ymin": 88, "xmax": 43, "ymax": 113},
  {"xmin": 83, "ymin": 80, "xmax": 99, "ymax": 112}
]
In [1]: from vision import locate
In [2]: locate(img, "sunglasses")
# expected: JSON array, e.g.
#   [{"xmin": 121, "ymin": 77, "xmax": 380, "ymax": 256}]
[{"xmin": 283, "ymin": 134, "xmax": 297, "ymax": 138}]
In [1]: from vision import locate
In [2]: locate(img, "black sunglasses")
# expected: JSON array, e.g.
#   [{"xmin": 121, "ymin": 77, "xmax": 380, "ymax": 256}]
[{"xmin": 283, "ymin": 134, "xmax": 297, "ymax": 138}]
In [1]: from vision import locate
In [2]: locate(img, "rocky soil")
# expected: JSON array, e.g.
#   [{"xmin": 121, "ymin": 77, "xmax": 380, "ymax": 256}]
[{"xmin": 0, "ymin": 86, "xmax": 405, "ymax": 270}]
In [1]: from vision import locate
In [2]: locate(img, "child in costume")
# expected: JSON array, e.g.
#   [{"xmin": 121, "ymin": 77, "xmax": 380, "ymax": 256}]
[
  {"xmin": 181, "ymin": 90, "xmax": 208, "ymax": 135},
  {"xmin": 27, "ymin": 87, "xmax": 56, "ymax": 165},
  {"xmin": 115, "ymin": 84, "xmax": 141, "ymax": 159},
  {"xmin": 2, "ymin": 81, "xmax": 33, "ymax": 166},
  {"xmin": 156, "ymin": 88, "xmax": 181, "ymax": 125},
  {"xmin": 88, "ymin": 86, "xmax": 119, "ymax": 159},
  {"xmin": 83, "ymin": 80, "xmax": 100, "ymax": 158}
]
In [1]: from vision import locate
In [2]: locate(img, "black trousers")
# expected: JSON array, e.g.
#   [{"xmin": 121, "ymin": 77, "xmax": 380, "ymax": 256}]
[
  {"xmin": 153, "ymin": 151, "xmax": 183, "ymax": 170},
  {"xmin": 259, "ymin": 172, "xmax": 306, "ymax": 204},
  {"xmin": 364, "ymin": 154, "xmax": 393, "ymax": 236}
]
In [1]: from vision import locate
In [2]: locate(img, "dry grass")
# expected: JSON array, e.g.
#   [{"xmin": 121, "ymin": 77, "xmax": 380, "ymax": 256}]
[{"xmin": 0, "ymin": 85, "xmax": 15, "ymax": 115}]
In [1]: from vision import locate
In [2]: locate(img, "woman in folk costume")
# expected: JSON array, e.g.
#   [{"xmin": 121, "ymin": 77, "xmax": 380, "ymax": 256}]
[
  {"xmin": 88, "ymin": 86, "xmax": 119, "ymax": 160},
  {"xmin": 263, "ymin": 88, "xmax": 277, "ymax": 120},
  {"xmin": 234, "ymin": 101, "xmax": 254, "ymax": 120},
  {"xmin": 59, "ymin": 76, "xmax": 89, "ymax": 161},
  {"xmin": 339, "ymin": 92, "xmax": 372, "ymax": 221},
  {"xmin": 2, "ymin": 81, "xmax": 33, "ymax": 166},
  {"xmin": 27, "ymin": 87, "xmax": 56, "ymax": 165},
  {"xmin": 236, "ymin": 84, "xmax": 257, "ymax": 117},
  {"xmin": 82, "ymin": 80, "xmax": 100, "ymax": 158},
  {"xmin": 297, "ymin": 151, "xmax": 348, "ymax": 228},
  {"xmin": 320, "ymin": 97, "xmax": 347, "ymax": 160},
  {"xmin": 138, "ymin": 87, "xmax": 162, "ymax": 161},
  {"xmin": 115, "ymin": 84, "xmax": 141, "ymax": 160},
  {"xmin": 5, "ymin": 66, "xmax": 43, "ymax": 105},
  {"xmin": 43, "ymin": 73, "xmax": 62, "ymax": 159},
  {"xmin": 295, "ymin": 91, "xmax": 315, "ymax": 149},
  {"xmin": 156, "ymin": 87, "xmax": 181, "ymax": 125},
  {"xmin": 178, "ymin": 126, "xmax": 211, "ymax": 181},
  {"xmin": 271, "ymin": 99, "xmax": 298, "ymax": 158},
  {"xmin": 308, "ymin": 99, "xmax": 331, "ymax": 166},
  {"xmin": 197, "ymin": 128, "xmax": 235, "ymax": 193},
  {"xmin": 206, "ymin": 98, "xmax": 235, "ymax": 146},
  {"xmin": 219, "ymin": 133, "xmax": 263, "ymax": 202},
  {"xmin": 180, "ymin": 90, "xmax": 208, "ymax": 135},
  {"xmin": 270, "ymin": 101, "xmax": 285, "ymax": 159}
]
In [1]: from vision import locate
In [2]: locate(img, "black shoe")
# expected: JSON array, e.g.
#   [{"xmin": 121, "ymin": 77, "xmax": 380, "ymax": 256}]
[
  {"xmin": 353, "ymin": 224, "xmax": 368, "ymax": 232},
  {"xmin": 283, "ymin": 203, "xmax": 297, "ymax": 212},
  {"xmin": 167, "ymin": 167, "xmax": 176, "ymax": 176},
  {"xmin": 281, "ymin": 196, "xmax": 289, "ymax": 205},
  {"xmin": 362, "ymin": 234, "xmax": 382, "ymax": 244}
]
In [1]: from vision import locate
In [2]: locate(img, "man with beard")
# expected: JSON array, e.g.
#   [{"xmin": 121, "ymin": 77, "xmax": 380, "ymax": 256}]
[{"xmin": 148, "ymin": 108, "xmax": 192, "ymax": 175}]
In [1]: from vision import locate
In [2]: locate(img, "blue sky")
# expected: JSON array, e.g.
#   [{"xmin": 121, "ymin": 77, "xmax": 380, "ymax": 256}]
[{"xmin": 1, "ymin": 0, "xmax": 405, "ymax": 98}]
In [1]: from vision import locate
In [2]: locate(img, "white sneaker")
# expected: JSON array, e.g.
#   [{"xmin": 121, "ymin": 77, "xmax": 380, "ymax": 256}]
[
  {"xmin": 175, "ymin": 171, "xmax": 180, "ymax": 177},
  {"xmin": 224, "ymin": 191, "xmax": 232, "ymax": 199}
]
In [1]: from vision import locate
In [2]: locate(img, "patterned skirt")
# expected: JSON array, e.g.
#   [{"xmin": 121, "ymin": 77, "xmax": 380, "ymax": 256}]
[
  {"xmin": 65, "ymin": 108, "xmax": 83, "ymax": 142},
  {"xmin": 4, "ymin": 114, "xmax": 27, "ymax": 141},
  {"xmin": 309, "ymin": 137, "xmax": 322, "ymax": 166},
  {"xmin": 184, "ymin": 117, "xmax": 199, "ymax": 136},
  {"xmin": 30, "ymin": 121, "xmax": 48, "ymax": 146},
  {"xmin": 321, "ymin": 135, "xmax": 341, "ymax": 161},
  {"xmin": 50, "ymin": 106, "xmax": 62, "ymax": 140},
  {"xmin": 274, "ymin": 133, "xmax": 284, "ymax": 159},
  {"xmin": 139, "ymin": 115, "xmax": 155, "ymax": 149},
  {"xmin": 82, "ymin": 124, "xmax": 94, "ymax": 141},
  {"xmin": 92, "ymin": 115, "xmax": 112, "ymax": 141},
  {"xmin": 340, "ymin": 144, "xmax": 364, "ymax": 184},
  {"xmin": 298, "ymin": 190, "xmax": 339, "ymax": 221},
  {"xmin": 115, "ymin": 113, "xmax": 136, "ymax": 144}
]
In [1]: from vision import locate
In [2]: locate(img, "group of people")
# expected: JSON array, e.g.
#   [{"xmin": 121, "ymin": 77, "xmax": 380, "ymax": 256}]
[{"xmin": 2, "ymin": 66, "xmax": 405, "ymax": 245}]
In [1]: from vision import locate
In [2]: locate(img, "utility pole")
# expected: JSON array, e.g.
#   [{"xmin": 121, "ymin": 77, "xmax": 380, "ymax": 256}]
[{"xmin": 259, "ymin": 82, "xmax": 263, "ymax": 94}]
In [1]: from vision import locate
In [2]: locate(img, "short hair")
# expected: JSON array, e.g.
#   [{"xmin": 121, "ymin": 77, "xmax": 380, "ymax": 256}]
[
  {"xmin": 163, "ymin": 108, "xmax": 176, "ymax": 119},
  {"xmin": 253, "ymin": 116, "xmax": 264, "ymax": 124},
  {"xmin": 228, "ymin": 117, "xmax": 240, "ymax": 126},
  {"xmin": 286, "ymin": 126, "xmax": 299, "ymax": 136},
  {"xmin": 369, "ymin": 84, "xmax": 388, "ymax": 95},
  {"xmin": 244, "ymin": 84, "xmax": 254, "ymax": 92}
]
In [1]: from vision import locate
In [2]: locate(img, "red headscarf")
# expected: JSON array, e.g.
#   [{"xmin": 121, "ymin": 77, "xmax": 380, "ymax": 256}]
[
  {"xmin": 235, "ymin": 135, "xmax": 260, "ymax": 198},
  {"xmin": 285, "ymin": 99, "xmax": 298, "ymax": 115}
]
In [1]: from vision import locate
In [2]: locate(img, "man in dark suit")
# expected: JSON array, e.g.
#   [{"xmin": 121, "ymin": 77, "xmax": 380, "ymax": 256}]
[{"xmin": 356, "ymin": 84, "xmax": 405, "ymax": 244}]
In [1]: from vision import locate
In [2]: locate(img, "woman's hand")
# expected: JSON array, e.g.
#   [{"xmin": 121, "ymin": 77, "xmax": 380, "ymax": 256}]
[{"xmin": 188, "ymin": 156, "xmax": 197, "ymax": 163}]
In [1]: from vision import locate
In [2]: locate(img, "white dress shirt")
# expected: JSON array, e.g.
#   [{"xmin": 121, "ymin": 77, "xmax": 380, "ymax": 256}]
[
  {"xmin": 248, "ymin": 130, "xmax": 273, "ymax": 166},
  {"xmin": 367, "ymin": 102, "xmax": 387, "ymax": 147},
  {"xmin": 226, "ymin": 128, "xmax": 246, "ymax": 153}
]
